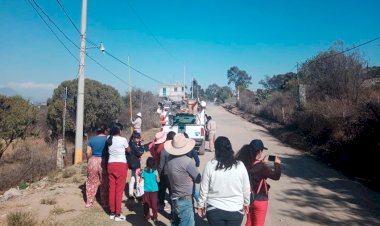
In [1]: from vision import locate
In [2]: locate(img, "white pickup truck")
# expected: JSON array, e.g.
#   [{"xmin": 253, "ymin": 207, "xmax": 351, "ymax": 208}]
[{"xmin": 162, "ymin": 113, "xmax": 206, "ymax": 155}]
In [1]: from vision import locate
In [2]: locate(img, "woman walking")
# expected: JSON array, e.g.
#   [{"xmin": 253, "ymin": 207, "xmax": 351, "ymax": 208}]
[
  {"xmin": 236, "ymin": 139, "xmax": 281, "ymax": 226},
  {"xmin": 197, "ymin": 136, "xmax": 250, "ymax": 226},
  {"xmin": 142, "ymin": 157, "xmax": 160, "ymax": 222},
  {"xmin": 85, "ymin": 125, "xmax": 108, "ymax": 208},
  {"xmin": 107, "ymin": 125, "xmax": 130, "ymax": 221}
]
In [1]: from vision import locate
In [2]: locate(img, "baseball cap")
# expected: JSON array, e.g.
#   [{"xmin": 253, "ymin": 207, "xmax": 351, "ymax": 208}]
[{"xmin": 249, "ymin": 139, "xmax": 268, "ymax": 152}]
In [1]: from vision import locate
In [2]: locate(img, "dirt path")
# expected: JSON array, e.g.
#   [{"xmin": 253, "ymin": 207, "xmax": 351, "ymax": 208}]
[
  {"xmin": 206, "ymin": 104, "xmax": 380, "ymax": 225},
  {"xmin": 1, "ymin": 105, "xmax": 380, "ymax": 225}
]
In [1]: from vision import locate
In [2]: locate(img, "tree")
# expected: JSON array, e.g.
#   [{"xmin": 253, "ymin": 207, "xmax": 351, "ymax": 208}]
[
  {"xmin": 216, "ymin": 86, "xmax": 233, "ymax": 103},
  {"xmin": 299, "ymin": 48, "xmax": 364, "ymax": 102},
  {"xmin": 0, "ymin": 95, "xmax": 38, "ymax": 159},
  {"xmin": 47, "ymin": 79, "xmax": 122, "ymax": 138},
  {"xmin": 190, "ymin": 79, "xmax": 205, "ymax": 99},
  {"xmin": 205, "ymin": 84, "xmax": 221, "ymax": 101},
  {"xmin": 227, "ymin": 66, "xmax": 252, "ymax": 100},
  {"xmin": 259, "ymin": 72, "xmax": 298, "ymax": 92},
  {"xmin": 121, "ymin": 88, "xmax": 159, "ymax": 130}
]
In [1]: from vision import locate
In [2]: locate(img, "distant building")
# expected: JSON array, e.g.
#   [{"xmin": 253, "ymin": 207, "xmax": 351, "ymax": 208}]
[{"xmin": 159, "ymin": 83, "xmax": 185, "ymax": 101}]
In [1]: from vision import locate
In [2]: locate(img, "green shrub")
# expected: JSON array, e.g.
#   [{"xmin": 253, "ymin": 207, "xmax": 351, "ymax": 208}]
[
  {"xmin": 7, "ymin": 211, "xmax": 38, "ymax": 226},
  {"xmin": 18, "ymin": 182, "xmax": 28, "ymax": 190}
]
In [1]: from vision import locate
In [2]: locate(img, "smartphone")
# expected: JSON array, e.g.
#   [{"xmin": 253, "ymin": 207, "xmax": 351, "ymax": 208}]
[{"xmin": 268, "ymin": 155, "xmax": 276, "ymax": 161}]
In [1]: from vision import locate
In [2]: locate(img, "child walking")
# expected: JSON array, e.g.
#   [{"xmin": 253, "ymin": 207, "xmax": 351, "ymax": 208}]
[{"xmin": 142, "ymin": 157, "xmax": 160, "ymax": 222}]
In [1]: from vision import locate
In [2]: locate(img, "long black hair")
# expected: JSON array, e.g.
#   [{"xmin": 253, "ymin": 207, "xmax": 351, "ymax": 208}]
[
  {"xmin": 145, "ymin": 157, "xmax": 156, "ymax": 173},
  {"xmin": 235, "ymin": 144, "xmax": 255, "ymax": 170},
  {"xmin": 214, "ymin": 136, "xmax": 238, "ymax": 171},
  {"xmin": 107, "ymin": 126, "xmax": 121, "ymax": 146}
]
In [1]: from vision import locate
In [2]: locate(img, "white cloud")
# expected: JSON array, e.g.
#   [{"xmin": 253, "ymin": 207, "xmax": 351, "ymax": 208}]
[{"xmin": 5, "ymin": 82, "xmax": 57, "ymax": 90}]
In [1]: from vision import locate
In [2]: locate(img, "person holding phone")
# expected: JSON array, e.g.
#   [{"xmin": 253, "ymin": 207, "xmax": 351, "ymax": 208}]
[{"xmin": 236, "ymin": 139, "xmax": 281, "ymax": 226}]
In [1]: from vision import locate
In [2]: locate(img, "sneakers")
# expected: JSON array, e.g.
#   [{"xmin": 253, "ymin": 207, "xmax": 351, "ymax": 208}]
[
  {"xmin": 164, "ymin": 202, "xmax": 171, "ymax": 211},
  {"xmin": 109, "ymin": 213, "xmax": 116, "ymax": 220},
  {"xmin": 114, "ymin": 214, "xmax": 126, "ymax": 222}
]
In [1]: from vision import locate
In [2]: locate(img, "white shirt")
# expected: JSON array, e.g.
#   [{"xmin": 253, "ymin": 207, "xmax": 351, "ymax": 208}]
[
  {"xmin": 108, "ymin": 136, "xmax": 129, "ymax": 163},
  {"xmin": 132, "ymin": 117, "xmax": 142, "ymax": 133},
  {"xmin": 198, "ymin": 160, "xmax": 250, "ymax": 212}
]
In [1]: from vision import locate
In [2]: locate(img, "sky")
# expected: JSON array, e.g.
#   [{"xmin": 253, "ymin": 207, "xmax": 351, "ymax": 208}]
[{"xmin": 0, "ymin": 0, "xmax": 379, "ymax": 101}]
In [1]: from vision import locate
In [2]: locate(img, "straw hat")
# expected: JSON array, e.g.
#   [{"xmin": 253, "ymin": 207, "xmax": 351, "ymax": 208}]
[
  {"xmin": 154, "ymin": 131, "xmax": 167, "ymax": 144},
  {"xmin": 136, "ymin": 112, "xmax": 142, "ymax": 117},
  {"xmin": 164, "ymin": 133, "xmax": 195, "ymax": 156}
]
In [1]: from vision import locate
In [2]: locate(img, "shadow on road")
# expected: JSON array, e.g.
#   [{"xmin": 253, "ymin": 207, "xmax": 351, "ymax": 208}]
[{"xmin": 276, "ymin": 154, "xmax": 380, "ymax": 225}]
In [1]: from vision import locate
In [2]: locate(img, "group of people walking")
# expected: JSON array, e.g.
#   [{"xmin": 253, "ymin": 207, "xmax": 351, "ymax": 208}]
[{"xmin": 85, "ymin": 113, "xmax": 281, "ymax": 226}]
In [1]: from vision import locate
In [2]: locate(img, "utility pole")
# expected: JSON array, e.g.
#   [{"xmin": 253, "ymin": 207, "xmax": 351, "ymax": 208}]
[
  {"xmin": 74, "ymin": 0, "xmax": 87, "ymax": 164},
  {"xmin": 129, "ymin": 56, "xmax": 133, "ymax": 134},
  {"xmin": 62, "ymin": 87, "xmax": 67, "ymax": 146},
  {"xmin": 183, "ymin": 65, "xmax": 186, "ymax": 98},
  {"xmin": 191, "ymin": 77, "xmax": 194, "ymax": 99}
]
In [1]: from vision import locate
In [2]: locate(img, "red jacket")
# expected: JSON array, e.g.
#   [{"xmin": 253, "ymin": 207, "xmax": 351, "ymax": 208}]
[
  {"xmin": 149, "ymin": 143, "xmax": 164, "ymax": 167},
  {"xmin": 248, "ymin": 160, "xmax": 281, "ymax": 201}
]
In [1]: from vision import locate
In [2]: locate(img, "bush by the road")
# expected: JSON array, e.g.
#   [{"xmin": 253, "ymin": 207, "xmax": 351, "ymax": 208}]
[{"xmin": 238, "ymin": 47, "xmax": 380, "ymax": 189}]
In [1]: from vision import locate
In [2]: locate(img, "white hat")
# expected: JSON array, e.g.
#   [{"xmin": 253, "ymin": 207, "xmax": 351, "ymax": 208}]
[
  {"xmin": 136, "ymin": 112, "xmax": 142, "ymax": 117},
  {"xmin": 164, "ymin": 133, "xmax": 195, "ymax": 156}
]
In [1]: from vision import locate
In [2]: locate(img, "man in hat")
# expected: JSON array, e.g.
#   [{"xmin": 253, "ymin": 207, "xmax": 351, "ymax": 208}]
[
  {"xmin": 166, "ymin": 134, "xmax": 201, "ymax": 226},
  {"xmin": 131, "ymin": 112, "xmax": 142, "ymax": 133}
]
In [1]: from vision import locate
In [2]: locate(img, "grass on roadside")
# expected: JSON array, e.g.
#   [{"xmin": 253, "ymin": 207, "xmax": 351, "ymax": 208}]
[
  {"xmin": 62, "ymin": 168, "xmax": 76, "ymax": 178},
  {"xmin": 50, "ymin": 206, "xmax": 75, "ymax": 215},
  {"xmin": 40, "ymin": 197, "xmax": 57, "ymax": 205},
  {"xmin": 7, "ymin": 211, "xmax": 38, "ymax": 226}
]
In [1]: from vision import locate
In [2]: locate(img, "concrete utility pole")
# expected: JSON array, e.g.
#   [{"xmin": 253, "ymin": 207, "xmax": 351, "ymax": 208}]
[
  {"xmin": 183, "ymin": 65, "xmax": 186, "ymax": 98},
  {"xmin": 129, "ymin": 56, "xmax": 133, "ymax": 134},
  {"xmin": 74, "ymin": 0, "xmax": 87, "ymax": 164},
  {"xmin": 191, "ymin": 77, "xmax": 194, "ymax": 99},
  {"xmin": 63, "ymin": 87, "xmax": 67, "ymax": 145}
]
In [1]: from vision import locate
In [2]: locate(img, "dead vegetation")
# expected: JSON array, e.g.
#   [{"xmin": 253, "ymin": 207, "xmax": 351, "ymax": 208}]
[
  {"xmin": 0, "ymin": 139, "xmax": 56, "ymax": 191},
  {"xmin": 236, "ymin": 49, "xmax": 380, "ymax": 190}
]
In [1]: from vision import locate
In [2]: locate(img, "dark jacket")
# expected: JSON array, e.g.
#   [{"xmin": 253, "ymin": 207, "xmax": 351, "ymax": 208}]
[
  {"xmin": 127, "ymin": 140, "xmax": 145, "ymax": 170},
  {"xmin": 248, "ymin": 161, "xmax": 281, "ymax": 201},
  {"xmin": 186, "ymin": 149, "xmax": 200, "ymax": 167}
]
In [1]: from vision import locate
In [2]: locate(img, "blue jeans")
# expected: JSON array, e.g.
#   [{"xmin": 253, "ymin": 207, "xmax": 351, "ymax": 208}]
[
  {"xmin": 171, "ymin": 198, "xmax": 194, "ymax": 226},
  {"xmin": 206, "ymin": 205, "xmax": 243, "ymax": 226}
]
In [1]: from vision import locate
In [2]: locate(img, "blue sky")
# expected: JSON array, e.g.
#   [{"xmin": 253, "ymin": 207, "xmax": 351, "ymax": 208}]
[{"xmin": 0, "ymin": 0, "xmax": 379, "ymax": 101}]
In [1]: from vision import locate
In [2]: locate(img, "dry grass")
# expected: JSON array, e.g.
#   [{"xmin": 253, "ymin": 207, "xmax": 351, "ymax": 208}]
[
  {"xmin": 62, "ymin": 168, "xmax": 76, "ymax": 178},
  {"xmin": 40, "ymin": 218, "xmax": 63, "ymax": 226},
  {"xmin": 0, "ymin": 139, "xmax": 56, "ymax": 191},
  {"xmin": 40, "ymin": 197, "xmax": 57, "ymax": 205},
  {"xmin": 7, "ymin": 211, "xmax": 38, "ymax": 226},
  {"xmin": 49, "ymin": 206, "xmax": 75, "ymax": 215},
  {"xmin": 72, "ymin": 176, "xmax": 82, "ymax": 184}
]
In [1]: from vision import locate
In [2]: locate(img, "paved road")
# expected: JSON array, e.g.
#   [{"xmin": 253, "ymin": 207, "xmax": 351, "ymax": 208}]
[{"xmin": 199, "ymin": 105, "xmax": 380, "ymax": 225}]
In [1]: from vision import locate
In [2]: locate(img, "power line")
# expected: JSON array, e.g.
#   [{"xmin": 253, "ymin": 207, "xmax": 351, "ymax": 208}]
[
  {"xmin": 54, "ymin": 0, "xmax": 162, "ymax": 84},
  {"xmin": 126, "ymin": 0, "xmax": 178, "ymax": 62},
  {"xmin": 31, "ymin": 0, "xmax": 80, "ymax": 49},
  {"xmin": 105, "ymin": 51, "xmax": 163, "ymax": 84},
  {"xmin": 290, "ymin": 35, "xmax": 380, "ymax": 72},
  {"xmin": 86, "ymin": 53, "xmax": 131, "ymax": 87},
  {"xmin": 26, "ymin": 0, "xmax": 79, "ymax": 61},
  {"xmin": 54, "ymin": 0, "xmax": 99, "ymax": 48},
  {"xmin": 28, "ymin": 0, "xmax": 133, "ymax": 86},
  {"xmin": 55, "ymin": 0, "xmax": 80, "ymax": 33}
]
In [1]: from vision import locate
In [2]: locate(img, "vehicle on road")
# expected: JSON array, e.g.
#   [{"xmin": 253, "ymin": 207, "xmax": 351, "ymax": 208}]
[{"xmin": 162, "ymin": 113, "xmax": 206, "ymax": 155}]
